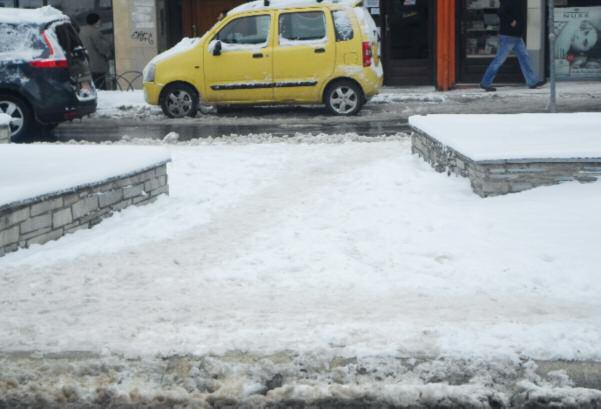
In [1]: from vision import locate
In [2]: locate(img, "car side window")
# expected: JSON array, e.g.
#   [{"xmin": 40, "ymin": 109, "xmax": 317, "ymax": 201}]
[
  {"xmin": 0, "ymin": 23, "xmax": 44, "ymax": 56},
  {"xmin": 216, "ymin": 15, "xmax": 271, "ymax": 45},
  {"xmin": 279, "ymin": 11, "xmax": 326, "ymax": 43},
  {"xmin": 332, "ymin": 10, "xmax": 354, "ymax": 41}
]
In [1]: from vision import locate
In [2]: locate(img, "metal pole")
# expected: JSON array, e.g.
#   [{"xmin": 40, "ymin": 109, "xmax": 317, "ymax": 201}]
[{"xmin": 548, "ymin": 0, "xmax": 557, "ymax": 113}]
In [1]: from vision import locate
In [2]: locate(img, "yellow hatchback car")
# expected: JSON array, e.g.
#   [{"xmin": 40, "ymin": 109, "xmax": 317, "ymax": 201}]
[{"xmin": 143, "ymin": 0, "xmax": 383, "ymax": 117}]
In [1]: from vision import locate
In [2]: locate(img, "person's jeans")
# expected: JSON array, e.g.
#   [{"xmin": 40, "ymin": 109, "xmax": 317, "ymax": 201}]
[{"xmin": 481, "ymin": 35, "xmax": 539, "ymax": 87}]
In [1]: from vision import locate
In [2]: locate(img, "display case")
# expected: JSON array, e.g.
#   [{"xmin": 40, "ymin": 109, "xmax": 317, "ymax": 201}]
[
  {"xmin": 464, "ymin": 0, "xmax": 500, "ymax": 58},
  {"xmin": 458, "ymin": 0, "xmax": 524, "ymax": 83}
]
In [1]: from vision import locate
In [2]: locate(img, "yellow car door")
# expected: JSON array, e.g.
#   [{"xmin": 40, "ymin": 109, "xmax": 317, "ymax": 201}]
[
  {"xmin": 203, "ymin": 13, "xmax": 274, "ymax": 103},
  {"xmin": 273, "ymin": 9, "xmax": 336, "ymax": 103}
]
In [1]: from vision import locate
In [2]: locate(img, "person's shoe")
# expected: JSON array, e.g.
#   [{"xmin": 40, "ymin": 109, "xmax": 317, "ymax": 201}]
[
  {"xmin": 529, "ymin": 80, "xmax": 547, "ymax": 89},
  {"xmin": 480, "ymin": 83, "xmax": 496, "ymax": 92}
]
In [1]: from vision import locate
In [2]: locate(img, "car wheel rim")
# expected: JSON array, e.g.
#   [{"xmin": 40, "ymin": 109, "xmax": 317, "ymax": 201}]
[
  {"xmin": 0, "ymin": 101, "xmax": 25, "ymax": 136},
  {"xmin": 166, "ymin": 90, "xmax": 193, "ymax": 117},
  {"xmin": 329, "ymin": 86, "xmax": 358, "ymax": 115}
]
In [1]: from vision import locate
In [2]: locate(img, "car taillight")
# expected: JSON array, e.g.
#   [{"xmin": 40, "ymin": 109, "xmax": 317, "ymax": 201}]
[
  {"xmin": 30, "ymin": 31, "xmax": 69, "ymax": 69},
  {"xmin": 30, "ymin": 59, "xmax": 69, "ymax": 68},
  {"xmin": 362, "ymin": 41, "xmax": 372, "ymax": 67}
]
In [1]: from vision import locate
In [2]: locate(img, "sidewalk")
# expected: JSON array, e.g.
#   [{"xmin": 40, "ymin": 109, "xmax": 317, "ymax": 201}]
[{"xmin": 85, "ymin": 81, "xmax": 601, "ymax": 125}]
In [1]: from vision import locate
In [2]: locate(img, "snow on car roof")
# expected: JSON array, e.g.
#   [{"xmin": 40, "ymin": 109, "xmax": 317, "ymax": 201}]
[
  {"xmin": 230, "ymin": 0, "xmax": 360, "ymax": 14},
  {"xmin": 0, "ymin": 6, "xmax": 68, "ymax": 25}
]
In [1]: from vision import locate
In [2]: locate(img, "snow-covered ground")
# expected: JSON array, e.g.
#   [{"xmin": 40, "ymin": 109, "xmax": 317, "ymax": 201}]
[
  {"xmin": 409, "ymin": 112, "xmax": 601, "ymax": 161},
  {"xmin": 1, "ymin": 134, "xmax": 600, "ymax": 363},
  {"xmin": 0, "ymin": 145, "xmax": 169, "ymax": 206}
]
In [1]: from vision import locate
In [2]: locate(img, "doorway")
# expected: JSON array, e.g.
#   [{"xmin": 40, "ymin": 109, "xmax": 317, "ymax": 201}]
[
  {"xmin": 381, "ymin": 0, "xmax": 435, "ymax": 86},
  {"xmin": 181, "ymin": 0, "xmax": 246, "ymax": 38}
]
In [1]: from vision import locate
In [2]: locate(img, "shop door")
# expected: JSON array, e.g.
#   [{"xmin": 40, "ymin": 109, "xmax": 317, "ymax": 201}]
[
  {"xmin": 458, "ymin": 0, "xmax": 525, "ymax": 83},
  {"xmin": 182, "ymin": 0, "xmax": 246, "ymax": 38},
  {"xmin": 382, "ymin": 0, "xmax": 435, "ymax": 86}
]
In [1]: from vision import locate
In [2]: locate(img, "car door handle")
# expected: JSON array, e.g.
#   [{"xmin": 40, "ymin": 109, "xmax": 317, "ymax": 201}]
[
  {"xmin": 314, "ymin": 48, "xmax": 326, "ymax": 54},
  {"xmin": 252, "ymin": 53, "xmax": 264, "ymax": 58}
]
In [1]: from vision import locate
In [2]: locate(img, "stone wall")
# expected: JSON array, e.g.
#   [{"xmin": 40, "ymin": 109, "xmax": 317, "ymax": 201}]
[
  {"xmin": 0, "ymin": 119, "xmax": 9, "ymax": 143},
  {"xmin": 412, "ymin": 129, "xmax": 601, "ymax": 197},
  {"xmin": 0, "ymin": 162, "xmax": 170, "ymax": 257}
]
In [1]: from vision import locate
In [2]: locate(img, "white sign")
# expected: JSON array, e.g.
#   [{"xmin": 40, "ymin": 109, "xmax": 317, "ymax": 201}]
[{"xmin": 555, "ymin": 7, "xmax": 601, "ymax": 80}]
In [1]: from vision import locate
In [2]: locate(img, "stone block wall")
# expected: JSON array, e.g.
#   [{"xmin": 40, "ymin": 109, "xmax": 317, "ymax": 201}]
[
  {"xmin": 0, "ymin": 162, "xmax": 170, "ymax": 257},
  {"xmin": 412, "ymin": 129, "xmax": 601, "ymax": 197},
  {"xmin": 0, "ymin": 121, "xmax": 9, "ymax": 143}
]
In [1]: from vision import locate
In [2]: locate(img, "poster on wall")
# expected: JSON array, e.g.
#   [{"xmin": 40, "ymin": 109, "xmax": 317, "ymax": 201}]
[{"xmin": 555, "ymin": 6, "xmax": 601, "ymax": 80}]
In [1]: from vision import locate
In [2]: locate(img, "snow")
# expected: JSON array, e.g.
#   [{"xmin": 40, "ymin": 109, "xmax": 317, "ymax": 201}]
[
  {"xmin": 1, "ymin": 135, "xmax": 600, "ymax": 364},
  {"xmin": 0, "ymin": 145, "xmax": 170, "ymax": 206},
  {"xmin": 409, "ymin": 113, "xmax": 601, "ymax": 161},
  {"xmin": 231, "ymin": 0, "xmax": 359, "ymax": 14},
  {"xmin": 145, "ymin": 37, "xmax": 201, "ymax": 69},
  {"xmin": 0, "ymin": 6, "xmax": 67, "ymax": 25},
  {"xmin": 0, "ymin": 113, "xmax": 11, "ymax": 126}
]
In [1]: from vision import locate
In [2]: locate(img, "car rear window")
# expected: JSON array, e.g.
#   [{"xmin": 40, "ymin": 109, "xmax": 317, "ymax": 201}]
[
  {"xmin": 279, "ymin": 11, "xmax": 326, "ymax": 42},
  {"xmin": 54, "ymin": 22, "xmax": 84, "ymax": 55},
  {"xmin": 332, "ymin": 10, "xmax": 354, "ymax": 41},
  {"xmin": 0, "ymin": 23, "xmax": 44, "ymax": 59}
]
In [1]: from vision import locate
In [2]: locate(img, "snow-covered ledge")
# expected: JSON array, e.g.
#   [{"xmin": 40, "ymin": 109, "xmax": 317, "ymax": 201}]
[
  {"xmin": 0, "ymin": 145, "xmax": 171, "ymax": 256},
  {"xmin": 410, "ymin": 113, "xmax": 601, "ymax": 197},
  {"xmin": 0, "ymin": 113, "xmax": 10, "ymax": 144}
]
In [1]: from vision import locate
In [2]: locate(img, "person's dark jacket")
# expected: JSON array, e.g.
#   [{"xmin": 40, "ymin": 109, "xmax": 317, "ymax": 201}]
[{"xmin": 498, "ymin": 0, "xmax": 525, "ymax": 37}]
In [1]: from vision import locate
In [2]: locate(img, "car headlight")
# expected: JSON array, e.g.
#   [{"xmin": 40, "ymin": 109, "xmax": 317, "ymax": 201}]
[{"xmin": 143, "ymin": 63, "xmax": 156, "ymax": 83}]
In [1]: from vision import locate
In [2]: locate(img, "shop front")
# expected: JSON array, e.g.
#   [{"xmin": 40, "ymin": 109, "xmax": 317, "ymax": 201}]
[{"xmin": 368, "ymin": 0, "xmax": 545, "ymax": 89}]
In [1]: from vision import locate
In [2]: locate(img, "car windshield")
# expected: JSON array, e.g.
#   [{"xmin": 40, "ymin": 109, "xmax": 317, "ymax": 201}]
[{"xmin": 0, "ymin": 23, "xmax": 45, "ymax": 59}]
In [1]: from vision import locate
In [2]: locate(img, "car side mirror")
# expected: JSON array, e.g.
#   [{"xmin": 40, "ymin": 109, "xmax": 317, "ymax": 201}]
[{"xmin": 213, "ymin": 40, "xmax": 222, "ymax": 56}]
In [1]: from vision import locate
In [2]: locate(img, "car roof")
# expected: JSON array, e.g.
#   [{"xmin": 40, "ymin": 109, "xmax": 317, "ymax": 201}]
[
  {"xmin": 230, "ymin": 0, "xmax": 361, "ymax": 15},
  {"xmin": 0, "ymin": 6, "xmax": 69, "ymax": 26}
]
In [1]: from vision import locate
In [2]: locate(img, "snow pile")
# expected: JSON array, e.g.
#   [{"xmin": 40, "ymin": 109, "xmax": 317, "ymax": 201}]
[
  {"xmin": 145, "ymin": 36, "xmax": 201, "ymax": 68},
  {"xmin": 0, "ymin": 144, "xmax": 170, "ymax": 206},
  {"xmin": 410, "ymin": 113, "xmax": 601, "ymax": 161},
  {"xmin": 231, "ymin": 0, "xmax": 359, "ymax": 14},
  {"xmin": 95, "ymin": 90, "xmax": 162, "ymax": 118},
  {"xmin": 0, "ymin": 113, "xmax": 11, "ymax": 126},
  {"xmin": 0, "ymin": 6, "xmax": 66, "ymax": 25}
]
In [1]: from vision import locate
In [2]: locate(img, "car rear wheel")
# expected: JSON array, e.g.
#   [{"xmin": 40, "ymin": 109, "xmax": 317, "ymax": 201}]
[
  {"xmin": 160, "ymin": 84, "xmax": 199, "ymax": 118},
  {"xmin": 324, "ymin": 81, "xmax": 363, "ymax": 116},
  {"xmin": 0, "ymin": 95, "xmax": 34, "ymax": 142}
]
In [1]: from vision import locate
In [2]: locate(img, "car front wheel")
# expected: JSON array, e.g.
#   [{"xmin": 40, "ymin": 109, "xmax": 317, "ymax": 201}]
[
  {"xmin": 0, "ymin": 95, "xmax": 34, "ymax": 142},
  {"xmin": 160, "ymin": 84, "xmax": 199, "ymax": 118},
  {"xmin": 324, "ymin": 81, "xmax": 363, "ymax": 116}
]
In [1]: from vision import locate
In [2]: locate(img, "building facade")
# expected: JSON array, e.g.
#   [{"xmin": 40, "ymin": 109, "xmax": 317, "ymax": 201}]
[{"xmin": 4, "ymin": 0, "xmax": 600, "ymax": 89}]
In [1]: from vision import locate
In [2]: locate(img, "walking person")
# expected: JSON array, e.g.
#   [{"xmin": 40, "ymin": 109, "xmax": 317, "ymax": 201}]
[
  {"xmin": 480, "ymin": 0, "xmax": 546, "ymax": 92},
  {"xmin": 79, "ymin": 13, "xmax": 113, "ymax": 90}
]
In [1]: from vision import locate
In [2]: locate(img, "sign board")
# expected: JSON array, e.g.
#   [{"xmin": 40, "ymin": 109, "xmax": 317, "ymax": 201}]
[{"xmin": 555, "ymin": 7, "xmax": 601, "ymax": 80}]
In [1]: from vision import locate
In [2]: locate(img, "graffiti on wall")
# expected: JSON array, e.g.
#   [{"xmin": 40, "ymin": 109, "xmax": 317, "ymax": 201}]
[{"xmin": 131, "ymin": 30, "xmax": 154, "ymax": 45}]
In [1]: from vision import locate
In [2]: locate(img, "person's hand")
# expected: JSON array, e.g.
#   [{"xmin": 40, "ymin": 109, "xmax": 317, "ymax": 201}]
[{"xmin": 511, "ymin": 20, "xmax": 517, "ymax": 28}]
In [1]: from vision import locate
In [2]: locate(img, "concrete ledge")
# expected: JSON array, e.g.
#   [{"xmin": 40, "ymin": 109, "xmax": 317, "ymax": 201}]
[
  {"xmin": 411, "ymin": 129, "xmax": 601, "ymax": 197},
  {"xmin": 0, "ymin": 160, "xmax": 170, "ymax": 257}
]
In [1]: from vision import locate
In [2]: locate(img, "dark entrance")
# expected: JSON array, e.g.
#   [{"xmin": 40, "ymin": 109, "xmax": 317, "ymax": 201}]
[
  {"xmin": 381, "ymin": 0, "xmax": 435, "ymax": 86},
  {"xmin": 458, "ymin": 0, "xmax": 527, "ymax": 84}
]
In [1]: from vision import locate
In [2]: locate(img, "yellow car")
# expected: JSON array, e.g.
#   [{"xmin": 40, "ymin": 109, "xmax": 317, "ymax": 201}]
[{"xmin": 143, "ymin": 0, "xmax": 383, "ymax": 117}]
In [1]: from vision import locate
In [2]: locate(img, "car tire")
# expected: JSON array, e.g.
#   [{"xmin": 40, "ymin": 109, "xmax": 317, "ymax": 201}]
[
  {"xmin": 160, "ymin": 83, "xmax": 199, "ymax": 118},
  {"xmin": 0, "ymin": 95, "xmax": 34, "ymax": 143},
  {"xmin": 324, "ymin": 80, "xmax": 364, "ymax": 116}
]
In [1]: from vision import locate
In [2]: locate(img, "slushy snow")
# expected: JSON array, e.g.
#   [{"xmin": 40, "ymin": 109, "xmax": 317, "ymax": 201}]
[{"xmin": 1, "ymin": 135, "xmax": 600, "ymax": 363}]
